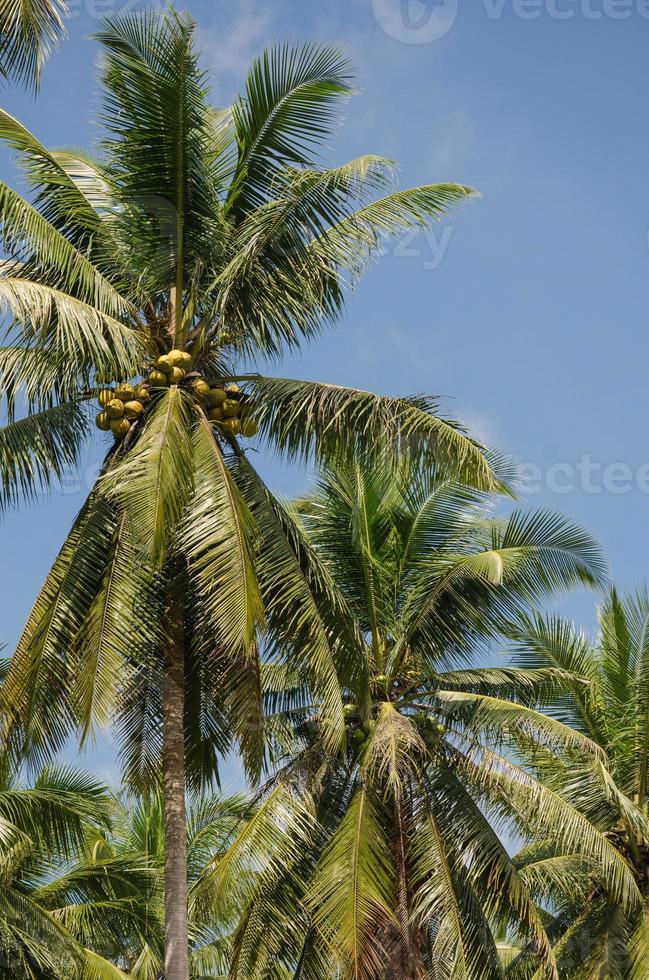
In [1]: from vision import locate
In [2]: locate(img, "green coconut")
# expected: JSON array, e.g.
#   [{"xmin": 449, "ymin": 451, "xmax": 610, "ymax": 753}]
[
  {"xmin": 95, "ymin": 411, "xmax": 111, "ymax": 431},
  {"xmin": 123, "ymin": 400, "xmax": 144, "ymax": 419},
  {"xmin": 106, "ymin": 399, "xmax": 125, "ymax": 419},
  {"xmin": 110, "ymin": 417, "xmax": 130, "ymax": 438},
  {"xmin": 343, "ymin": 703, "xmax": 359, "ymax": 719},
  {"xmin": 192, "ymin": 378, "xmax": 210, "ymax": 396},
  {"xmin": 177, "ymin": 351, "xmax": 192, "ymax": 369},
  {"xmin": 206, "ymin": 387, "xmax": 227, "ymax": 406},
  {"xmin": 241, "ymin": 418, "xmax": 259, "ymax": 437},
  {"xmin": 114, "ymin": 383, "xmax": 135, "ymax": 401},
  {"xmin": 168, "ymin": 366, "xmax": 185, "ymax": 384},
  {"xmin": 221, "ymin": 417, "xmax": 241, "ymax": 436},
  {"xmin": 149, "ymin": 370, "xmax": 169, "ymax": 386},
  {"xmin": 97, "ymin": 388, "xmax": 114, "ymax": 408},
  {"xmin": 167, "ymin": 349, "xmax": 185, "ymax": 367},
  {"xmin": 156, "ymin": 354, "xmax": 173, "ymax": 373},
  {"xmin": 223, "ymin": 399, "xmax": 239, "ymax": 418},
  {"xmin": 352, "ymin": 729, "xmax": 367, "ymax": 745},
  {"xmin": 208, "ymin": 406, "xmax": 225, "ymax": 422}
]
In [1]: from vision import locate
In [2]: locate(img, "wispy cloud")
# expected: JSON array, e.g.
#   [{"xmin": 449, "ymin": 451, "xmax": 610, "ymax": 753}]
[{"xmin": 196, "ymin": 0, "xmax": 281, "ymax": 84}]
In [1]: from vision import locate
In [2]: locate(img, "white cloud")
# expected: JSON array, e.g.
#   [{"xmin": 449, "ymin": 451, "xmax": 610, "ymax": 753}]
[{"xmin": 196, "ymin": 1, "xmax": 280, "ymax": 83}]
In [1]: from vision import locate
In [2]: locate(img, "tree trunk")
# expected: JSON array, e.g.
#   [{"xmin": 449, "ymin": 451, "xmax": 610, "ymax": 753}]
[{"xmin": 163, "ymin": 600, "xmax": 190, "ymax": 980}]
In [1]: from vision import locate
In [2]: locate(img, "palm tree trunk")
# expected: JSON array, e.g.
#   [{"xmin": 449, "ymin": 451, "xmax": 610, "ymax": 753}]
[{"xmin": 163, "ymin": 596, "xmax": 190, "ymax": 980}]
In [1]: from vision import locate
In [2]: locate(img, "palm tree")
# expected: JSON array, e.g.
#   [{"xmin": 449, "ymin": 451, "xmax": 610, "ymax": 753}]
[
  {"xmin": 0, "ymin": 758, "xmax": 125, "ymax": 978},
  {"xmin": 505, "ymin": 588, "xmax": 649, "ymax": 978},
  {"xmin": 213, "ymin": 458, "xmax": 640, "ymax": 979},
  {"xmin": 33, "ymin": 790, "xmax": 255, "ymax": 978},
  {"xmin": 0, "ymin": 0, "xmax": 67, "ymax": 89},
  {"xmin": 0, "ymin": 11, "xmax": 492, "ymax": 977}
]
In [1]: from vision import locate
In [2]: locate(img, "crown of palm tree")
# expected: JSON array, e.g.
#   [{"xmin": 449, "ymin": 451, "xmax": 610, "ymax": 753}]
[
  {"xmin": 211, "ymin": 458, "xmax": 642, "ymax": 980},
  {"xmin": 507, "ymin": 589, "xmax": 649, "ymax": 979}
]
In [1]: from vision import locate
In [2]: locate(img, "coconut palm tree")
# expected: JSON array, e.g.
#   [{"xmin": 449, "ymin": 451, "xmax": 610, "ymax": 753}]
[
  {"xmin": 0, "ymin": 757, "xmax": 126, "ymax": 978},
  {"xmin": 33, "ymin": 789, "xmax": 256, "ymax": 978},
  {"xmin": 211, "ymin": 458, "xmax": 641, "ymax": 979},
  {"xmin": 0, "ymin": 11, "xmax": 492, "ymax": 977},
  {"xmin": 504, "ymin": 588, "xmax": 649, "ymax": 979},
  {"xmin": 0, "ymin": 0, "xmax": 67, "ymax": 89}
]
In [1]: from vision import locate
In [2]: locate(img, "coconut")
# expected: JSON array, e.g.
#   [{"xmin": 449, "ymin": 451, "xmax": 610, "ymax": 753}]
[
  {"xmin": 110, "ymin": 417, "xmax": 130, "ymax": 437},
  {"xmin": 97, "ymin": 388, "xmax": 114, "ymax": 408},
  {"xmin": 149, "ymin": 370, "xmax": 169, "ymax": 386},
  {"xmin": 208, "ymin": 406, "xmax": 225, "ymax": 422},
  {"xmin": 373, "ymin": 674, "xmax": 389, "ymax": 686},
  {"xmin": 168, "ymin": 366, "xmax": 185, "ymax": 384},
  {"xmin": 177, "ymin": 351, "xmax": 192, "ymax": 369},
  {"xmin": 192, "ymin": 378, "xmax": 210, "ymax": 396},
  {"xmin": 167, "ymin": 349, "xmax": 185, "ymax": 367},
  {"xmin": 206, "ymin": 387, "xmax": 227, "ymax": 406},
  {"xmin": 134, "ymin": 386, "xmax": 150, "ymax": 401},
  {"xmin": 362, "ymin": 719, "xmax": 376, "ymax": 735},
  {"xmin": 343, "ymin": 703, "xmax": 359, "ymax": 719},
  {"xmin": 123, "ymin": 400, "xmax": 144, "ymax": 419},
  {"xmin": 223, "ymin": 399, "xmax": 239, "ymax": 418},
  {"xmin": 221, "ymin": 417, "xmax": 241, "ymax": 436},
  {"xmin": 225, "ymin": 382, "xmax": 240, "ymax": 393},
  {"xmin": 156, "ymin": 354, "xmax": 173, "ymax": 373},
  {"xmin": 240, "ymin": 419, "xmax": 259, "ymax": 437},
  {"xmin": 351, "ymin": 729, "xmax": 367, "ymax": 745},
  {"xmin": 106, "ymin": 398, "xmax": 125, "ymax": 418},
  {"xmin": 114, "ymin": 383, "xmax": 135, "ymax": 402},
  {"xmin": 95, "ymin": 411, "xmax": 111, "ymax": 431}
]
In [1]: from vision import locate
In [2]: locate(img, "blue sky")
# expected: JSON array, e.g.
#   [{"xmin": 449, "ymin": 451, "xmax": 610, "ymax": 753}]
[{"xmin": 2, "ymin": 0, "xmax": 649, "ymax": 784}]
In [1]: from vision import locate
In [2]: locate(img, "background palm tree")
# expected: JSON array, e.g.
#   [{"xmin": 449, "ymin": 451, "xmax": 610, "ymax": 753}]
[
  {"xmin": 506, "ymin": 588, "xmax": 649, "ymax": 979},
  {"xmin": 0, "ymin": 758, "xmax": 124, "ymax": 978},
  {"xmin": 0, "ymin": 0, "xmax": 67, "ymax": 89},
  {"xmin": 210, "ymin": 457, "xmax": 639, "ymax": 979},
  {"xmin": 35, "ymin": 790, "xmax": 254, "ymax": 978},
  {"xmin": 0, "ymin": 11, "xmax": 492, "ymax": 978}
]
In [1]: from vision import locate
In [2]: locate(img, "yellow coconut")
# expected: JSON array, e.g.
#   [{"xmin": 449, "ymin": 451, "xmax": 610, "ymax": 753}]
[
  {"xmin": 106, "ymin": 398, "xmax": 125, "ymax": 419},
  {"xmin": 225, "ymin": 382, "xmax": 240, "ymax": 393},
  {"xmin": 95, "ymin": 411, "xmax": 111, "ymax": 431},
  {"xmin": 157, "ymin": 354, "xmax": 173, "ymax": 373},
  {"xmin": 168, "ymin": 366, "xmax": 185, "ymax": 384},
  {"xmin": 149, "ymin": 370, "xmax": 168, "ymax": 386},
  {"xmin": 167, "ymin": 349, "xmax": 185, "ymax": 367},
  {"xmin": 177, "ymin": 351, "xmax": 192, "ymax": 369},
  {"xmin": 110, "ymin": 417, "xmax": 131, "ymax": 437},
  {"xmin": 123, "ymin": 400, "xmax": 145, "ymax": 420},
  {"xmin": 134, "ymin": 386, "xmax": 150, "ymax": 401},
  {"xmin": 223, "ymin": 399, "xmax": 239, "ymax": 418},
  {"xmin": 208, "ymin": 406, "xmax": 225, "ymax": 422},
  {"xmin": 114, "ymin": 383, "xmax": 135, "ymax": 401},
  {"xmin": 221, "ymin": 417, "xmax": 241, "ymax": 436},
  {"xmin": 97, "ymin": 388, "xmax": 114, "ymax": 408},
  {"xmin": 192, "ymin": 378, "xmax": 210, "ymax": 396}
]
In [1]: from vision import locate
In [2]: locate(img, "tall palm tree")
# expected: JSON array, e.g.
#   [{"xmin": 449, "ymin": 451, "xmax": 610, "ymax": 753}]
[
  {"xmin": 0, "ymin": 11, "xmax": 492, "ymax": 977},
  {"xmin": 213, "ymin": 458, "xmax": 639, "ymax": 979},
  {"xmin": 0, "ymin": 0, "xmax": 67, "ymax": 89},
  {"xmin": 506, "ymin": 588, "xmax": 649, "ymax": 978}
]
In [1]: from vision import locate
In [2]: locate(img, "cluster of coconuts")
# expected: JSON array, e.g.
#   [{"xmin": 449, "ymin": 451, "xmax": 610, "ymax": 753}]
[
  {"xmin": 411, "ymin": 712, "xmax": 446, "ymax": 747},
  {"xmin": 148, "ymin": 348, "xmax": 193, "ymax": 386},
  {"xmin": 95, "ymin": 347, "xmax": 260, "ymax": 441},
  {"xmin": 96, "ymin": 382, "xmax": 149, "ymax": 439},
  {"xmin": 190, "ymin": 379, "xmax": 259, "ymax": 438},
  {"xmin": 343, "ymin": 703, "xmax": 376, "ymax": 752}
]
